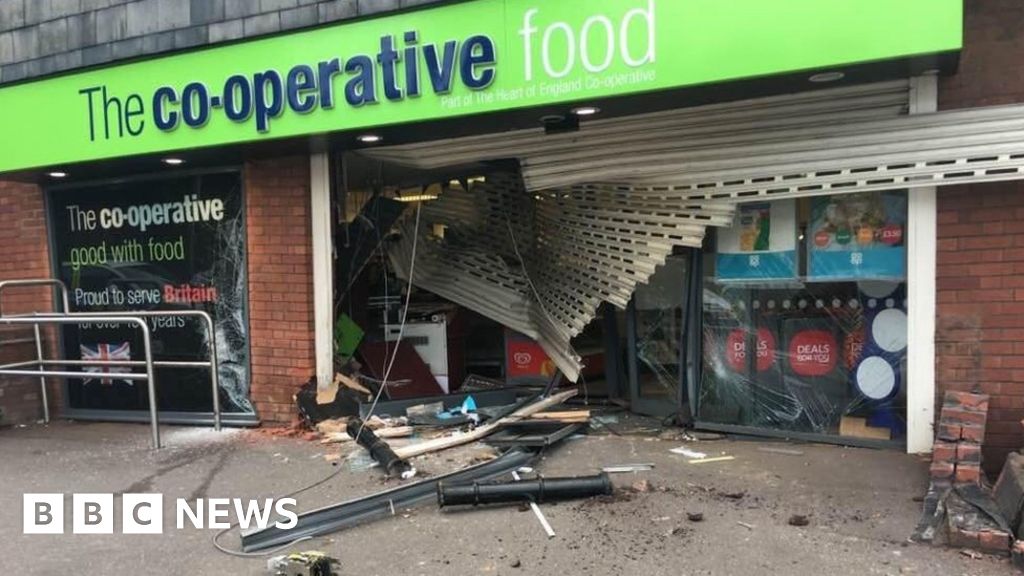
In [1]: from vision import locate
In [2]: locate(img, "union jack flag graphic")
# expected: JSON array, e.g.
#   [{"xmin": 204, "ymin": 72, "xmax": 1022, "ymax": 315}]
[{"xmin": 80, "ymin": 342, "xmax": 132, "ymax": 386}]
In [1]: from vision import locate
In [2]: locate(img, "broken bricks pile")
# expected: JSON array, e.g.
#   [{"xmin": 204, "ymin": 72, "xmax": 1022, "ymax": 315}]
[
  {"xmin": 930, "ymin": 391, "xmax": 988, "ymax": 486},
  {"xmin": 914, "ymin": 390, "xmax": 1017, "ymax": 557}
]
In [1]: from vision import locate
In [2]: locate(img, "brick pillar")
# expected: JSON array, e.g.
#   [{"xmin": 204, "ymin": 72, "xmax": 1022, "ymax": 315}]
[
  {"xmin": 0, "ymin": 181, "xmax": 55, "ymax": 424},
  {"xmin": 936, "ymin": 183, "xmax": 1024, "ymax": 476},
  {"xmin": 244, "ymin": 157, "xmax": 315, "ymax": 424}
]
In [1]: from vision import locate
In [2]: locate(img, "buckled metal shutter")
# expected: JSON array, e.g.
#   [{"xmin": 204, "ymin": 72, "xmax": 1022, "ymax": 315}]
[{"xmin": 373, "ymin": 81, "xmax": 987, "ymax": 380}]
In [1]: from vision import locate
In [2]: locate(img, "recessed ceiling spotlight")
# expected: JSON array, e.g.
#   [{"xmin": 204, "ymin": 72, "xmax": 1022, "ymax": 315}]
[
  {"xmin": 162, "ymin": 158, "xmax": 185, "ymax": 166},
  {"xmin": 47, "ymin": 171, "xmax": 68, "ymax": 179},
  {"xmin": 571, "ymin": 106, "xmax": 601, "ymax": 116},
  {"xmin": 357, "ymin": 134, "xmax": 383, "ymax": 144},
  {"xmin": 809, "ymin": 71, "xmax": 845, "ymax": 83}
]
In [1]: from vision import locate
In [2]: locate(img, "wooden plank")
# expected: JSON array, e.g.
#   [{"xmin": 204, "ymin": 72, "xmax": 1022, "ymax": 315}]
[
  {"xmin": 320, "ymin": 426, "xmax": 414, "ymax": 444},
  {"xmin": 529, "ymin": 410, "xmax": 591, "ymax": 420},
  {"xmin": 392, "ymin": 390, "xmax": 578, "ymax": 460}
]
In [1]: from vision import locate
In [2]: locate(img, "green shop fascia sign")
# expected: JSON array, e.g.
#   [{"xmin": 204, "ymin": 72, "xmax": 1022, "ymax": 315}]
[{"xmin": 0, "ymin": 0, "xmax": 962, "ymax": 174}]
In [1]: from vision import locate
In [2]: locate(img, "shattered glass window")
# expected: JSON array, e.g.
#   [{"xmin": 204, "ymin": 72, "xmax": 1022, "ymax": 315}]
[
  {"xmin": 699, "ymin": 192, "xmax": 908, "ymax": 441},
  {"xmin": 49, "ymin": 172, "xmax": 252, "ymax": 415}
]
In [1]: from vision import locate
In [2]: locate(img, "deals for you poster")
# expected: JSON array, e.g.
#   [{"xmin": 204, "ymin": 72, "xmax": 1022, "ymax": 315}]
[{"xmin": 49, "ymin": 173, "xmax": 252, "ymax": 414}]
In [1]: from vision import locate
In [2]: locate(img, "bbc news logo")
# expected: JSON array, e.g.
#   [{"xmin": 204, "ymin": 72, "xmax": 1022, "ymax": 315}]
[{"xmin": 23, "ymin": 494, "xmax": 298, "ymax": 534}]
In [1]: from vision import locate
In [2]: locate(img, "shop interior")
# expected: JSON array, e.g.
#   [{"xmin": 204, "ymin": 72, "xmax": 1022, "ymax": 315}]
[{"xmin": 334, "ymin": 151, "xmax": 909, "ymax": 447}]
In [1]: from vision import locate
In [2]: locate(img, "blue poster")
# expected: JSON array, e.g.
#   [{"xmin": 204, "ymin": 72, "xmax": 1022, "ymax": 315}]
[
  {"xmin": 716, "ymin": 200, "xmax": 798, "ymax": 281},
  {"xmin": 808, "ymin": 192, "xmax": 907, "ymax": 280}
]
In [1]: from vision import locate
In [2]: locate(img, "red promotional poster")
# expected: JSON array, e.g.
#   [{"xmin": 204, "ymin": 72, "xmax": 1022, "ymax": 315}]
[
  {"xmin": 505, "ymin": 330, "xmax": 557, "ymax": 384},
  {"xmin": 788, "ymin": 330, "xmax": 839, "ymax": 377},
  {"xmin": 725, "ymin": 328, "xmax": 777, "ymax": 373}
]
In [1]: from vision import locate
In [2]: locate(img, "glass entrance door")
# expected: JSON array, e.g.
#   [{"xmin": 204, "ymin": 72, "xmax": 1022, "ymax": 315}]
[{"xmin": 627, "ymin": 254, "xmax": 689, "ymax": 417}]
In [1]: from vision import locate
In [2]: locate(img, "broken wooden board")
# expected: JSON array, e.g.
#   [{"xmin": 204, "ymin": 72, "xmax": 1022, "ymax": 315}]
[
  {"xmin": 393, "ymin": 390, "xmax": 578, "ymax": 460},
  {"xmin": 529, "ymin": 410, "xmax": 591, "ymax": 421},
  {"xmin": 320, "ymin": 426, "xmax": 415, "ymax": 444}
]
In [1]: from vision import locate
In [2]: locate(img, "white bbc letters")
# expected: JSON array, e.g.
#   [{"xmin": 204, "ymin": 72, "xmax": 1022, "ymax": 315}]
[
  {"xmin": 73, "ymin": 493, "xmax": 114, "ymax": 534},
  {"xmin": 122, "ymin": 494, "xmax": 163, "ymax": 534},
  {"xmin": 23, "ymin": 494, "xmax": 64, "ymax": 534}
]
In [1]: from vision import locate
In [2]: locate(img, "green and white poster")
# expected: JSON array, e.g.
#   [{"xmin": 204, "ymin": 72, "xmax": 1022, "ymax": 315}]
[{"xmin": 716, "ymin": 199, "xmax": 798, "ymax": 281}]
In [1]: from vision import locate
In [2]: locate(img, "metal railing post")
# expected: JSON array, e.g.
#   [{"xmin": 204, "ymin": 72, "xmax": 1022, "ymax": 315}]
[
  {"xmin": 32, "ymin": 324, "xmax": 48, "ymax": 423},
  {"xmin": 0, "ymin": 315, "xmax": 161, "ymax": 448},
  {"xmin": 134, "ymin": 317, "xmax": 159, "ymax": 449},
  {"xmin": 200, "ymin": 312, "xmax": 222, "ymax": 432},
  {"xmin": 0, "ymin": 280, "xmax": 225, "ymax": 440}
]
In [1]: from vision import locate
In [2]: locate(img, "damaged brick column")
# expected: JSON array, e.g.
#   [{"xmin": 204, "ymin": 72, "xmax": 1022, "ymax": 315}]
[
  {"xmin": 931, "ymin": 391, "xmax": 989, "ymax": 485},
  {"xmin": 926, "ymin": 391, "xmax": 1014, "ymax": 555}
]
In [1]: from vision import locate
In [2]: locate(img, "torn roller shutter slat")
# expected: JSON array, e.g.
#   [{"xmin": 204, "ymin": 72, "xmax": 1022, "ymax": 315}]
[{"xmin": 387, "ymin": 173, "xmax": 731, "ymax": 381}]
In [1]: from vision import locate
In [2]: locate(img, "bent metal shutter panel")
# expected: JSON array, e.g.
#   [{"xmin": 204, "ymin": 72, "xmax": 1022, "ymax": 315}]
[
  {"xmin": 373, "ymin": 80, "xmax": 1024, "ymax": 381},
  {"xmin": 388, "ymin": 175, "xmax": 734, "ymax": 381}
]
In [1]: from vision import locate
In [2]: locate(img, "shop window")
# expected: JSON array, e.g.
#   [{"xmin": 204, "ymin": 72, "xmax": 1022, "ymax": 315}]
[
  {"xmin": 699, "ymin": 192, "xmax": 908, "ymax": 441},
  {"xmin": 48, "ymin": 172, "xmax": 251, "ymax": 415}
]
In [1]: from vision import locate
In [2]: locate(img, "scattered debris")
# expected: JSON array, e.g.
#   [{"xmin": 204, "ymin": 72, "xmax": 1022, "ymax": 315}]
[
  {"xmin": 241, "ymin": 449, "xmax": 534, "ymax": 552},
  {"xmin": 601, "ymin": 463, "xmax": 655, "ymax": 474},
  {"xmin": 737, "ymin": 521, "xmax": 755, "ymax": 530},
  {"xmin": 631, "ymin": 479, "xmax": 651, "ymax": 493},
  {"xmin": 758, "ymin": 447, "xmax": 805, "ymax": 456},
  {"xmin": 511, "ymin": 470, "xmax": 556, "ymax": 539},
  {"xmin": 321, "ymin": 425, "xmax": 414, "ymax": 444},
  {"xmin": 690, "ymin": 431, "xmax": 727, "ymax": 441},
  {"xmin": 510, "ymin": 559, "xmax": 522, "ymax": 569},
  {"xmin": 392, "ymin": 390, "xmax": 579, "ymax": 460},
  {"xmin": 266, "ymin": 551, "xmax": 339, "ymax": 576},
  {"xmin": 346, "ymin": 419, "xmax": 416, "ymax": 479},
  {"xmin": 486, "ymin": 421, "xmax": 587, "ymax": 448},
  {"xmin": 788, "ymin": 514, "xmax": 810, "ymax": 527},
  {"xmin": 960, "ymin": 549, "xmax": 983, "ymax": 560},
  {"xmin": 687, "ymin": 512, "xmax": 704, "ymax": 522},
  {"xmin": 688, "ymin": 456, "xmax": 735, "ymax": 465},
  {"xmin": 529, "ymin": 410, "xmax": 591, "ymax": 423},
  {"xmin": 669, "ymin": 446, "xmax": 707, "ymax": 459},
  {"xmin": 720, "ymin": 491, "xmax": 746, "ymax": 500}
]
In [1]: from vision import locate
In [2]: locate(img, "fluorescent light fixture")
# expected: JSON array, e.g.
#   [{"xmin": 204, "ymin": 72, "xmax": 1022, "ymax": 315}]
[
  {"xmin": 162, "ymin": 157, "xmax": 185, "ymax": 166},
  {"xmin": 47, "ymin": 171, "xmax": 68, "ymax": 178},
  {"xmin": 571, "ymin": 106, "xmax": 601, "ymax": 116},
  {"xmin": 394, "ymin": 194, "xmax": 439, "ymax": 203},
  {"xmin": 809, "ymin": 71, "xmax": 845, "ymax": 83},
  {"xmin": 357, "ymin": 134, "xmax": 383, "ymax": 143}
]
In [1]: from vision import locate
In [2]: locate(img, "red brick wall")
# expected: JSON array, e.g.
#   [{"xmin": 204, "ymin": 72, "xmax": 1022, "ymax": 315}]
[
  {"xmin": 937, "ymin": 0, "xmax": 1024, "ymax": 474},
  {"xmin": 0, "ymin": 181, "xmax": 56, "ymax": 424},
  {"xmin": 244, "ymin": 156, "xmax": 315, "ymax": 424},
  {"xmin": 936, "ymin": 184, "xmax": 1024, "ymax": 474}
]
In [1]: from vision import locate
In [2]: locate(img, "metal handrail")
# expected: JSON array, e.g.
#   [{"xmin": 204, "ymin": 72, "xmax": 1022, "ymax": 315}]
[
  {"xmin": 0, "ymin": 279, "xmax": 72, "ymax": 425},
  {"xmin": 0, "ymin": 279, "xmax": 224, "ymax": 447},
  {"xmin": 0, "ymin": 279, "xmax": 71, "ymax": 316},
  {"xmin": 0, "ymin": 315, "xmax": 160, "ymax": 448},
  {"xmin": 27, "ymin": 310, "xmax": 222, "ymax": 431}
]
